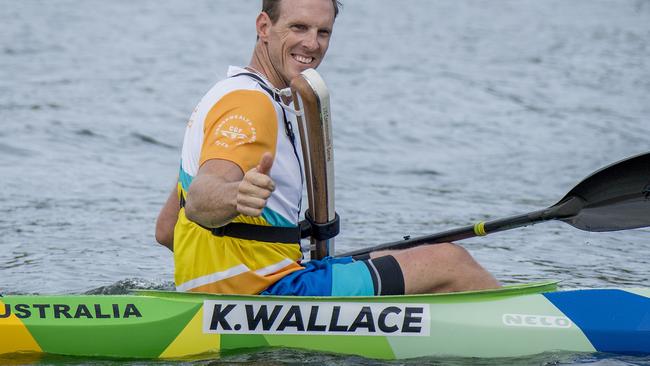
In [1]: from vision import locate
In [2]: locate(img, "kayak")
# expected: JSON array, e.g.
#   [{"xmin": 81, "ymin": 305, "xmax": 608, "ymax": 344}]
[{"xmin": 1, "ymin": 281, "xmax": 649, "ymax": 360}]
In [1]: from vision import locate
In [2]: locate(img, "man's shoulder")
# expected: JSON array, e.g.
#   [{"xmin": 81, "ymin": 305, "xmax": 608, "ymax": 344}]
[
  {"xmin": 198, "ymin": 73, "xmax": 277, "ymax": 120},
  {"xmin": 198, "ymin": 74, "xmax": 273, "ymax": 112},
  {"xmin": 210, "ymin": 73, "xmax": 263, "ymax": 95}
]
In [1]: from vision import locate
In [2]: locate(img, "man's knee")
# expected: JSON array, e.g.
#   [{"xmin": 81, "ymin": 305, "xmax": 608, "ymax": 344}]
[
  {"xmin": 410, "ymin": 242, "xmax": 475, "ymax": 266},
  {"xmin": 439, "ymin": 242, "xmax": 475, "ymax": 262}
]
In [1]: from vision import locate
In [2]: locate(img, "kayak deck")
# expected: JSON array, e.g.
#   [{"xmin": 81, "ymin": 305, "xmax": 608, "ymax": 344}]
[{"xmin": 1, "ymin": 281, "xmax": 648, "ymax": 360}]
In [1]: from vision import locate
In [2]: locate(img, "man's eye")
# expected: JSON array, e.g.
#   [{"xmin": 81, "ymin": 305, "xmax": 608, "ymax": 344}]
[{"xmin": 291, "ymin": 24, "xmax": 308, "ymax": 31}]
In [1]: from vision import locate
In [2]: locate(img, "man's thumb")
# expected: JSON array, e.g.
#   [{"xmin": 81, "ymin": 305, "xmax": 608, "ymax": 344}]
[{"xmin": 256, "ymin": 152, "xmax": 274, "ymax": 175}]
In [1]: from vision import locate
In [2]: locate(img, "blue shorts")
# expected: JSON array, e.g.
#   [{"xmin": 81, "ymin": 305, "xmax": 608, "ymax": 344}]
[{"xmin": 262, "ymin": 255, "xmax": 404, "ymax": 297}]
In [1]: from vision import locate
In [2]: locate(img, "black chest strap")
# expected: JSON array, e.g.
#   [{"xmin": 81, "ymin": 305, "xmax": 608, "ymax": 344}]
[
  {"xmin": 209, "ymin": 214, "xmax": 339, "ymax": 244},
  {"xmin": 180, "ymin": 194, "xmax": 338, "ymax": 244},
  {"xmin": 211, "ymin": 222, "xmax": 303, "ymax": 244},
  {"xmin": 180, "ymin": 191, "xmax": 303, "ymax": 244}
]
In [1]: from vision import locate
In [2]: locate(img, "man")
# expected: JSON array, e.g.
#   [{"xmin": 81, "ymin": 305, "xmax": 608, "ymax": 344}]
[{"xmin": 156, "ymin": 0, "xmax": 499, "ymax": 296}]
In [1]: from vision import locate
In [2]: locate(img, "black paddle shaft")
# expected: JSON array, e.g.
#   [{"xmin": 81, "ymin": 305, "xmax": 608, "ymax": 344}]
[
  {"xmin": 339, "ymin": 197, "xmax": 583, "ymax": 257},
  {"xmin": 339, "ymin": 152, "xmax": 650, "ymax": 258}
]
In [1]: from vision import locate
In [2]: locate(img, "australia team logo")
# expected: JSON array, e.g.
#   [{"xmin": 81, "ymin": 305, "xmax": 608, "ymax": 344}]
[{"xmin": 214, "ymin": 114, "xmax": 257, "ymax": 148}]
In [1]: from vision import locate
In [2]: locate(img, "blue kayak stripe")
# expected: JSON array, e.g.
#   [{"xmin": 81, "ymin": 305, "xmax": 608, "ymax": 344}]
[{"xmin": 543, "ymin": 289, "xmax": 650, "ymax": 354}]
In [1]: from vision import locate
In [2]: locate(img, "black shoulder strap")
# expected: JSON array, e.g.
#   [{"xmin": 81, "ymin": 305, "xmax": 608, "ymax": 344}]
[
  {"xmin": 230, "ymin": 72, "xmax": 297, "ymax": 144},
  {"xmin": 231, "ymin": 72, "xmax": 281, "ymax": 103}
]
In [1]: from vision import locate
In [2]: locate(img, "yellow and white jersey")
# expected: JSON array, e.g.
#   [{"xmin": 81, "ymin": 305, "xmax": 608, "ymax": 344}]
[{"xmin": 174, "ymin": 66, "xmax": 304, "ymax": 294}]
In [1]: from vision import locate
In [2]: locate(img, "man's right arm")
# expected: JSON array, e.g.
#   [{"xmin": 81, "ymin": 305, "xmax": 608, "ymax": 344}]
[
  {"xmin": 184, "ymin": 159, "xmax": 243, "ymax": 228},
  {"xmin": 185, "ymin": 153, "xmax": 275, "ymax": 229}
]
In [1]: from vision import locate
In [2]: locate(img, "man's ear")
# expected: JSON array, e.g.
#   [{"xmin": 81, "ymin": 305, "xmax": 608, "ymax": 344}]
[{"xmin": 256, "ymin": 12, "xmax": 272, "ymax": 42}]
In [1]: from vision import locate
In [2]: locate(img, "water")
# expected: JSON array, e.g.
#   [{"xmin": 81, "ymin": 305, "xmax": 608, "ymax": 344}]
[{"xmin": 1, "ymin": 0, "xmax": 649, "ymax": 364}]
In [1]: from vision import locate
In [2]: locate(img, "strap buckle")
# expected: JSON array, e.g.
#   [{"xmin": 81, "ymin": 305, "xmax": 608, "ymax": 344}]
[
  {"xmin": 210, "ymin": 226, "xmax": 227, "ymax": 237},
  {"xmin": 299, "ymin": 210, "xmax": 340, "ymax": 241}
]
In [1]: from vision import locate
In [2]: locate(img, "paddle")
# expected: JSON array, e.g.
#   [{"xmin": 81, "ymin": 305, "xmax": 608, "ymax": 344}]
[
  {"xmin": 291, "ymin": 69, "xmax": 337, "ymax": 260},
  {"xmin": 339, "ymin": 152, "xmax": 650, "ymax": 258}
]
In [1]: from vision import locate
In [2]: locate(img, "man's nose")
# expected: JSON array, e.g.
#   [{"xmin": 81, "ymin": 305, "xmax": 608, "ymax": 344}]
[{"xmin": 301, "ymin": 30, "xmax": 319, "ymax": 51}]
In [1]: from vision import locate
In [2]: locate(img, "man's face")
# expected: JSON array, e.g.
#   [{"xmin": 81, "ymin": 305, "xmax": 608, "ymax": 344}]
[{"xmin": 262, "ymin": 0, "xmax": 335, "ymax": 85}]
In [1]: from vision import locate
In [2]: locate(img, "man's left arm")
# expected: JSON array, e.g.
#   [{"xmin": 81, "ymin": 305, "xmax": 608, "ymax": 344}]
[{"xmin": 155, "ymin": 183, "xmax": 179, "ymax": 251}]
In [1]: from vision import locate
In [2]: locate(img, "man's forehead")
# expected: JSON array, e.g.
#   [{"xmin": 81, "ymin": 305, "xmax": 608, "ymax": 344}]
[{"xmin": 277, "ymin": 0, "xmax": 336, "ymax": 26}]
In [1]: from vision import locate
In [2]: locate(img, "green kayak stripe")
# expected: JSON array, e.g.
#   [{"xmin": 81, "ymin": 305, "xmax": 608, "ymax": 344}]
[
  {"xmin": 264, "ymin": 334, "xmax": 395, "ymax": 359},
  {"xmin": 221, "ymin": 333, "xmax": 270, "ymax": 352},
  {"xmin": 134, "ymin": 281, "xmax": 559, "ymax": 303},
  {"xmin": 9, "ymin": 295, "xmax": 201, "ymax": 358},
  {"xmin": 389, "ymin": 293, "xmax": 595, "ymax": 358}
]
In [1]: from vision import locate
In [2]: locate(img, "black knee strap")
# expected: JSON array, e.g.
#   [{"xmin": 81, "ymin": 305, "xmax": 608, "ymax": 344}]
[{"xmin": 361, "ymin": 255, "xmax": 405, "ymax": 296}]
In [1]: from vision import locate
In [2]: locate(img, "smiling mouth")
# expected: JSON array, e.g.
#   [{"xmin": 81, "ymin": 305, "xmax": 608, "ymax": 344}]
[{"xmin": 292, "ymin": 54, "xmax": 315, "ymax": 65}]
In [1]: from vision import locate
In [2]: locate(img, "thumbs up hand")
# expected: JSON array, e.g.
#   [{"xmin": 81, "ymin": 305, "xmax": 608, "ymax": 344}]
[{"xmin": 236, "ymin": 152, "xmax": 276, "ymax": 217}]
